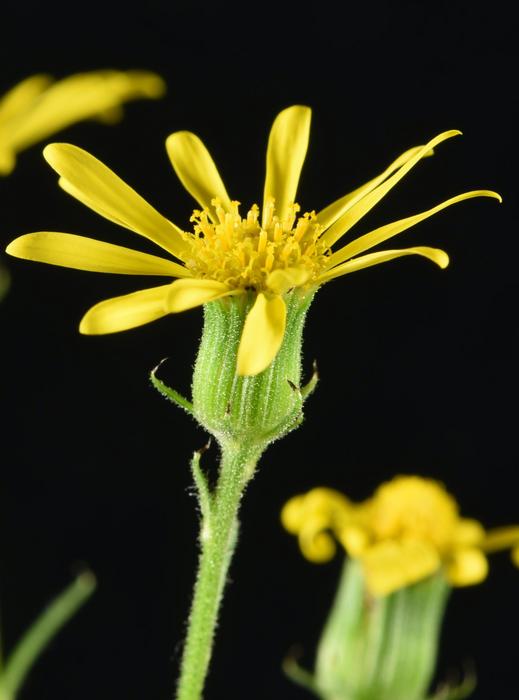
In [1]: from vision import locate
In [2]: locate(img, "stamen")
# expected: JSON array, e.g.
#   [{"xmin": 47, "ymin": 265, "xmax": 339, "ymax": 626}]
[
  {"xmin": 263, "ymin": 197, "xmax": 275, "ymax": 229},
  {"xmin": 285, "ymin": 202, "xmax": 300, "ymax": 231},
  {"xmin": 258, "ymin": 229, "xmax": 268, "ymax": 254},
  {"xmin": 186, "ymin": 199, "xmax": 330, "ymax": 291},
  {"xmin": 247, "ymin": 204, "xmax": 259, "ymax": 227}
]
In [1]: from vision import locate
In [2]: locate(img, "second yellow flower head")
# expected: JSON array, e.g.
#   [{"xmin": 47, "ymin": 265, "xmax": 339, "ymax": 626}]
[{"xmin": 282, "ymin": 476, "xmax": 519, "ymax": 596}]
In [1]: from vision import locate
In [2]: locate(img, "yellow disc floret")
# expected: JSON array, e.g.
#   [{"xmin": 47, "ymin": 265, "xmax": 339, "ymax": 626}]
[{"xmin": 185, "ymin": 198, "xmax": 329, "ymax": 290}]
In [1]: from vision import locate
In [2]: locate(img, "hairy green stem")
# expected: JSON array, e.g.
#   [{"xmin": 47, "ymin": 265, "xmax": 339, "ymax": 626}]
[
  {"xmin": 175, "ymin": 442, "xmax": 263, "ymax": 700},
  {"xmin": 169, "ymin": 291, "xmax": 316, "ymax": 700}
]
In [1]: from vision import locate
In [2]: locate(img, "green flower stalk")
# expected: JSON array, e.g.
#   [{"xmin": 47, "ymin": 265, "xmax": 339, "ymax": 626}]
[
  {"xmin": 5, "ymin": 104, "xmax": 500, "ymax": 700},
  {"xmin": 152, "ymin": 290, "xmax": 318, "ymax": 700},
  {"xmin": 282, "ymin": 478, "xmax": 519, "ymax": 700}
]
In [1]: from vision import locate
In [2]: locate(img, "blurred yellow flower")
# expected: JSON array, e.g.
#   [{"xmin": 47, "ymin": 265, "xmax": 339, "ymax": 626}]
[
  {"xmin": 282, "ymin": 476, "xmax": 519, "ymax": 596},
  {"xmin": 0, "ymin": 70, "xmax": 165, "ymax": 175},
  {"xmin": 7, "ymin": 106, "xmax": 500, "ymax": 375}
]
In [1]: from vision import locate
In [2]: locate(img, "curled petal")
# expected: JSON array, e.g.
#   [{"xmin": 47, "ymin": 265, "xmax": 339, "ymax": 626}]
[
  {"xmin": 237, "ymin": 293, "xmax": 287, "ymax": 376},
  {"xmin": 263, "ymin": 106, "xmax": 311, "ymax": 224},
  {"xmin": 317, "ymin": 144, "xmax": 435, "ymax": 231},
  {"xmin": 321, "ymin": 130, "xmax": 462, "ymax": 248},
  {"xmin": 166, "ymin": 278, "xmax": 239, "ymax": 313},
  {"xmin": 166, "ymin": 131, "xmax": 231, "ymax": 220},
  {"xmin": 326, "ymin": 190, "xmax": 502, "ymax": 269},
  {"xmin": 299, "ymin": 525, "xmax": 337, "ymax": 563},
  {"xmin": 282, "ymin": 488, "xmax": 353, "ymax": 537},
  {"xmin": 317, "ymin": 246, "xmax": 449, "ymax": 284},
  {"xmin": 6, "ymin": 232, "xmax": 190, "ymax": 277},
  {"xmin": 281, "ymin": 495, "xmax": 307, "ymax": 534},
  {"xmin": 44, "ymin": 143, "xmax": 189, "ymax": 260},
  {"xmin": 80, "ymin": 284, "xmax": 172, "ymax": 334},
  {"xmin": 445, "ymin": 547, "xmax": 488, "ymax": 586}
]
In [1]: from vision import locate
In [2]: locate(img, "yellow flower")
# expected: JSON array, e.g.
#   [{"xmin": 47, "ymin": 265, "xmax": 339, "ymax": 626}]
[
  {"xmin": 0, "ymin": 70, "xmax": 165, "ymax": 175},
  {"xmin": 282, "ymin": 476, "xmax": 519, "ymax": 596},
  {"xmin": 6, "ymin": 106, "xmax": 500, "ymax": 376}
]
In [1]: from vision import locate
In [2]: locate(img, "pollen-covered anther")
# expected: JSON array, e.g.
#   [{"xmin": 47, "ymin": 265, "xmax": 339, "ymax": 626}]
[{"xmin": 187, "ymin": 198, "xmax": 328, "ymax": 291}]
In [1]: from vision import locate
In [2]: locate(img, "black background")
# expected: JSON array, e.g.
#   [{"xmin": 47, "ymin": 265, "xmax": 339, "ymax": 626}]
[{"xmin": 1, "ymin": 2, "xmax": 517, "ymax": 699}]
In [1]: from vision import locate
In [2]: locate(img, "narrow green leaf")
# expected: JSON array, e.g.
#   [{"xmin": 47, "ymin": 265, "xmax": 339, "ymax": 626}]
[
  {"xmin": 150, "ymin": 359, "xmax": 194, "ymax": 415},
  {"xmin": 0, "ymin": 572, "xmax": 96, "ymax": 699}
]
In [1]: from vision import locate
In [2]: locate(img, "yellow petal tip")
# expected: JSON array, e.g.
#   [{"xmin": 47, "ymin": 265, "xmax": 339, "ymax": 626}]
[
  {"xmin": 284, "ymin": 104, "xmax": 312, "ymax": 114},
  {"xmin": 43, "ymin": 142, "xmax": 66, "ymax": 164},
  {"xmin": 438, "ymin": 251, "xmax": 450, "ymax": 269},
  {"xmin": 5, "ymin": 235, "xmax": 31, "ymax": 258},
  {"xmin": 436, "ymin": 128, "xmax": 462, "ymax": 140},
  {"xmin": 475, "ymin": 189, "xmax": 503, "ymax": 204},
  {"xmin": 5, "ymin": 240, "xmax": 17, "ymax": 256},
  {"xmin": 79, "ymin": 317, "xmax": 95, "ymax": 335},
  {"xmin": 127, "ymin": 71, "xmax": 166, "ymax": 98}
]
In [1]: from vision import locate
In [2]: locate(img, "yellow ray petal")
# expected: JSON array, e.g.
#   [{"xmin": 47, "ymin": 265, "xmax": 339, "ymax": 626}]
[
  {"xmin": 321, "ymin": 130, "xmax": 462, "ymax": 249},
  {"xmin": 58, "ymin": 176, "xmax": 127, "ymax": 229},
  {"xmin": 326, "ymin": 190, "xmax": 501, "ymax": 269},
  {"xmin": 6, "ymin": 232, "xmax": 190, "ymax": 277},
  {"xmin": 165, "ymin": 278, "xmax": 239, "ymax": 313},
  {"xmin": 445, "ymin": 547, "xmax": 488, "ymax": 586},
  {"xmin": 317, "ymin": 246, "xmax": 449, "ymax": 284},
  {"xmin": 237, "ymin": 293, "xmax": 287, "ymax": 376},
  {"xmin": 361, "ymin": 539, "xmax": 441, "ymax": 596},
  {"xmin": 266, "ymin": 267, "xmax": 310, "ymax": 295},
  {"xmin": 0, "ymin": 76, "xmax": 51, "ymax": 174},
  {"xmin": 0, "ymin": 148, "xmax": 15, "ymax": 175},
  {"xmin": 0, "ymin": 74, "xmax": 52, "ymax": 123},
  {"xmin": 44, "ymin": 143, "xmax": 189, "ymax": 260},
  {"xmin": 166, "ymin": 131, "xmax": 232, "ymax": 220},
  {"xmin": 79, "ymin": 284, "xmax": 172, "ymax": 334},
  {"xmin": 4, "ymin": 70, "xmax": 166, "ymax": 153},
  {"xmin": 317, "ymin": 144, "xmax": 434, "ymax": 231},
  {"xmin": 480, "ymin": 526, "xmax": 519, "ymax": 553},
  {"xmin": 453, "ymin": 518, "xmax": 486, "ymax": 547},
  {"xmin": 263, "ymin": 106, "xmax": 311, "ymax": 225}
]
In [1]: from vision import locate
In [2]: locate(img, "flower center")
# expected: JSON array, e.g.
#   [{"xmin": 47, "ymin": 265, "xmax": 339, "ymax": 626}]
[
  {"xmin": 184, "ymin": 198, "xmax": 330, "ymax": 290},
  {"xmin": 368, "ymin": 477, "xmax": 459, "ymax": 550}
]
